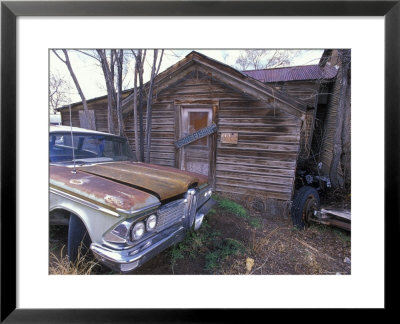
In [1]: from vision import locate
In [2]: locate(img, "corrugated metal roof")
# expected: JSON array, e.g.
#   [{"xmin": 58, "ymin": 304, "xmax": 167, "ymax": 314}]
[{"xmin": 242, "ymin": 64, "xmax": 338, "ymax": 83}]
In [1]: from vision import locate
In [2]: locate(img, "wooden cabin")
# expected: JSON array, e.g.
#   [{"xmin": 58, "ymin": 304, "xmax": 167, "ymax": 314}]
[
  {"xmin": 58, "ymin": 51, "xmax": 309, "ymax": 216},
  {"xmin": 243, "ymin": 50, "xmax": 350, "ymax": 188},
  {"xmin": 242, "ymin": 61, "xmax": 339, "ymax": 161}
]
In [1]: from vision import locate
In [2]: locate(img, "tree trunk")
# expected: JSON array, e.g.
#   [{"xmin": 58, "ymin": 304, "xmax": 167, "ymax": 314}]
[
  {"xmin": 145, "ymin": 50, "xmax": 159, "ymax": 163},
  {"xmin": 115, "ymin": 49, "xmax": 125, "ymax": 136},
  {"xmin": 330, "ymin": 49, "xmax": 351, "ymax": 188},
  {"xmin": 133, "ymin": 60, "xmax": 140, "ymax": 160},
  {"xmin": 106, "ymin": 91, "xmax": 115, "ymax": 134},
  {"xmin": 137, "ymin": 50, "xmax": 146, "ymax": 162},
  {"xmin": 97, "ymin": 49, "xmax": 117, "ymax": 134},
  {"xmin": 341, "ymin": 79, "xmax": 351, "ymax": 186}
]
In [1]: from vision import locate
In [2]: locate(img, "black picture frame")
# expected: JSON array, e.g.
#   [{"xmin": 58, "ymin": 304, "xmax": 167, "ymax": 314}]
[{"xmin": 1, "ymin": 0, "xmax": 398, "ymax": 322}]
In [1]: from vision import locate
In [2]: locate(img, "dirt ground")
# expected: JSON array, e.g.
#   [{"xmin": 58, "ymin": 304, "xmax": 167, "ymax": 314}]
[{"xmin": 49, "ymin": 195, "xmax": 351, "ymax": 275}]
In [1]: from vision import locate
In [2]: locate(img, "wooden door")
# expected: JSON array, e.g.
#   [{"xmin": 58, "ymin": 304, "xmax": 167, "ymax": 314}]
[{"xmin": 180, "ymin": 107, "xmax": 213, "ymax": 177}]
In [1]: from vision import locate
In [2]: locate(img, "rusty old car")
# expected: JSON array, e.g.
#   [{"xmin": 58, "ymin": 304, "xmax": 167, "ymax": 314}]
[{"xmin": 49, "ymin": 126, "xmax": 214, "ymax": 273}]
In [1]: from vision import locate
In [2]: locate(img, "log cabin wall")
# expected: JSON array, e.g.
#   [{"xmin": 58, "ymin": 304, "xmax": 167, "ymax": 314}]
[
  {"xmin": 123, "ymin": 70, "xmax": 248, "ymax": 168},
  {"xmin": 264, "ymin": 80, "xmax": 323, "ymax": 162},
  {"xmin": 274, "ymin": 80, "xmax": 320, "ymax": 107},
  {"xmin": 216, "ymin": 99, "xmax": 302, "ymax": 202},
  {"xmin": 123, "ymin": 102, "xmax": 176, "ymax": 167},
  {"xmin": 243, "ymin": 62, "xmax": 341, "ymax": 169},
  {"xmin": 60, "ymin": 107, "xmax": 80, "ymax": 128},
  {"xmin": 123, "ymin": 70, "xmax": 303, "ymax": 203}
]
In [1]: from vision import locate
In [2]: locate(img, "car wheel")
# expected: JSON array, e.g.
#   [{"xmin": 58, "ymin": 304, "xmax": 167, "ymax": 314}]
[
  {"xmin": 291, "ymin": 186, "xmax": 320, "ymax": 229},
  {"xmin": 67, "ymin": 213, "xmax": 92, "ymax": 263}
]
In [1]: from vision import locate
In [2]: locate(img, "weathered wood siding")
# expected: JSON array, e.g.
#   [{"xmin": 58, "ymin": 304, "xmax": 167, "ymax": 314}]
[
  {"xmin": 123, "ymin": 102, "xmax": 176, "ymax": 167},
  {"xmin": 60, "ymin": 108, "xmax": 80, "ymax": 127},
  {"xmin": 60, "ymin": 67, "xmax": 304, "ymax": 203},
  {"xmin": 146, "ymin": 71, "xmax": 303, "ymax": 201},
  {"xmin": 154, "ymin": 73, "xmax": 247, "ymax": 103},
  {"xmin": 123, "ymin": 71, "xmax": 249, "ymax": 167},
  {"xmin": 216, "ymin": 99, "xmax": 302, "ymax": 201},
  {"xmin": 274, "ymin": 80, "xmax": 320, "ymax": 107},
  {"xmin": 269, "ymin": 80, "xmax": 320, "ymax": 160}
]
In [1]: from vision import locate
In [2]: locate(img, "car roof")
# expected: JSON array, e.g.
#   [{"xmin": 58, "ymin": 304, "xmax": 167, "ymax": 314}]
[{"xmin": 50, "ymin": 125, "xmax": 121, "ymax": 137}]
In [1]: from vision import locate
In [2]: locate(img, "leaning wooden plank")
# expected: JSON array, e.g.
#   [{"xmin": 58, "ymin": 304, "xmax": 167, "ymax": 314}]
[{"xmin": 320, "ymin": 208, "xmax": 351, "ymax": 220}]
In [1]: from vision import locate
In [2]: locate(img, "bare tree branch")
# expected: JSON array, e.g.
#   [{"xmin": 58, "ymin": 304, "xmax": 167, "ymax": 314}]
[
  {"xmin": 52, "ymin": 49, "xmax": 66, "ymax": 64},
  {"xmin": 74, "ymin": 49, "xmax": 100, "ymax": 61},
  {"xmin": 52, "ymin": 49, "xmax": 95, "ymax": 130},
  {"xmin": 49, "ymin": 71, "xmax": 72, "ymax": 113}
]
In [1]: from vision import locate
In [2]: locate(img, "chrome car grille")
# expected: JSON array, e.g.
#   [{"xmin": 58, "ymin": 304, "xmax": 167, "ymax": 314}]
[{"xmin": 156, "ymin": 198, "xmax": 188, "ymax": 231}]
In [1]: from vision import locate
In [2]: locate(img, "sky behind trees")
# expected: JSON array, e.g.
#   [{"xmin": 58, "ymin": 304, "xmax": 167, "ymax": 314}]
[{"xmin": 50, "ymin": 49, "xmax": 324, "ymax": 108}]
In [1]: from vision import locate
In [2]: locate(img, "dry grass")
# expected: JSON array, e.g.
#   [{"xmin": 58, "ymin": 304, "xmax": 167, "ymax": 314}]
[
  {"xmin": 249, "ymin": 227, "xmax": 279, "ymax": 255},
  {"xmin": 303, "ymin": 251, "xmax": 324, "ymax": 274},
  {"xmin": 49, "ymin": 245, "xmax": 99, "ymax": 275}
]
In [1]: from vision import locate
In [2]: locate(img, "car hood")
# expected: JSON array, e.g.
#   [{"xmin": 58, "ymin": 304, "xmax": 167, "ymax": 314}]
[
  {"xmin": 77, "ymin": 161, "xmax": 208, "ymax": 201},
  {"xmin": 50, "ymin": 165, "xmax": 161, "ymax": 214}
]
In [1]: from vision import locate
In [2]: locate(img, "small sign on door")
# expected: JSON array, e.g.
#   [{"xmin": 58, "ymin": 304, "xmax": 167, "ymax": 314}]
[{"xmin": 221, "ymin": 132, "xmax": 238, "ymax": 144}]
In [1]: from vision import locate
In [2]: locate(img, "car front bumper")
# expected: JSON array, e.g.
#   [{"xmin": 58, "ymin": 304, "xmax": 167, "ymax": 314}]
[
  {"xmin": 91, "ymin": 197, "xmax": 215, "ymax": 273},
  {"xmin": 91, "ymin": 225, "xmax": 187, "ymax": 273}
]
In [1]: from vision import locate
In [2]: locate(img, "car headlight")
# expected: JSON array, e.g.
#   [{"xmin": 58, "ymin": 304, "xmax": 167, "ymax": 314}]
[
  {"xmin": 131, "ymin": 222, "xmax": 145, "ymax": 240},
  {"xmin": 203, "ymin": 189, "xmax": 213, "ymax": 198},
  {"xmin": 146, "ymin": 214, "xmax": 157, "ymax": 231}
]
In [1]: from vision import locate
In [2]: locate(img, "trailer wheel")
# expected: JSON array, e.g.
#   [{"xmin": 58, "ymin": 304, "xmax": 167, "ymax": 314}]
[{"xmin": 291, "ymin": 186, "xmax": 320, "ymax": 229}]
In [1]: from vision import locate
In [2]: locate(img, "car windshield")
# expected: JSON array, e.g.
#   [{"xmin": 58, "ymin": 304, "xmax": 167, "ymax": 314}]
[{"xmin": 49, "ymin": 132, "xmax": 136, "ymax": 164}]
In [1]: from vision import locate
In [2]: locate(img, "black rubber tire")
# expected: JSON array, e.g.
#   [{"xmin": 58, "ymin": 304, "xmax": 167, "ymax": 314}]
[
  {"xmin": 67, "ymin": 213, "xmax": 92, "ymax": 263},
  {"xmin": 291, "ymin": 186, "xmax": 320, "ymax": 229}
]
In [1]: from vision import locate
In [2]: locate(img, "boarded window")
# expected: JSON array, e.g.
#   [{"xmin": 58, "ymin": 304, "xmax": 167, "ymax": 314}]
[{"xmin": 79, "ymin": 110, "xmax": 96, "ymax": 130}]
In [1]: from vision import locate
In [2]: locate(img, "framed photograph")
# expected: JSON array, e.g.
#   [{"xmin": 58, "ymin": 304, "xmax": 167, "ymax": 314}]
[{"xmin": 1, "ymin": 0, "xmax": 398, "ymax": 321}]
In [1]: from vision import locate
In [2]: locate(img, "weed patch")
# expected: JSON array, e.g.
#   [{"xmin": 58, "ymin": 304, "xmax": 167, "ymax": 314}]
[
  {"xmin": 167, "ymin": 215, "xmax": 248, "ymax": 274},
  {"xmin": 217, "ymin": 197, "xmax": 248, "ymax": 219},
  {"xmin": 169, "ymin": 219, "xmax": 215, "ymax": 268},
  {"xmin": 214, "ymin": 195, "xmax": 262, "ymax": 229},
  {"xmin": 249, "ymin": 218, "xmax": 261, "ymax": 229},
  {"xmin": 170, "ymin": 245, "xmax": 185, "ymax": 265},
  {"xmin": 205, "ymin": 237, "xmax": 247, "ymax": 272}
]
